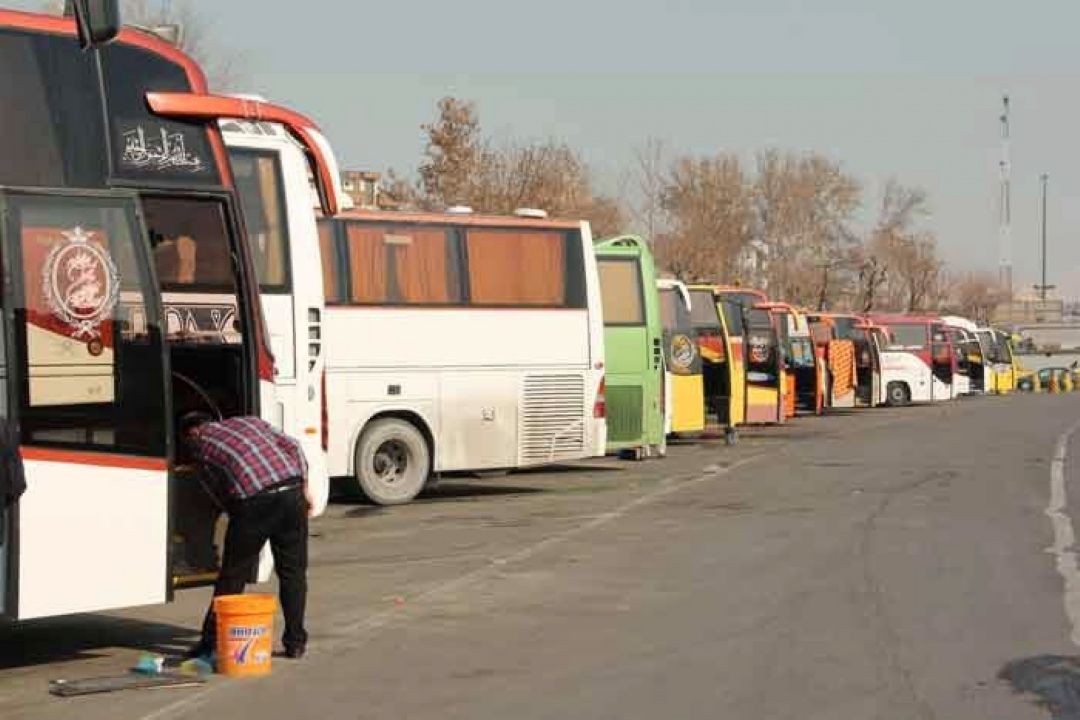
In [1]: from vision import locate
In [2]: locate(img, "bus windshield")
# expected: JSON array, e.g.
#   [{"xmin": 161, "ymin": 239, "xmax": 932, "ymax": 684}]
[{"xmin": 689, "ymin": 290, "xmax": 721, "ymax": 330}]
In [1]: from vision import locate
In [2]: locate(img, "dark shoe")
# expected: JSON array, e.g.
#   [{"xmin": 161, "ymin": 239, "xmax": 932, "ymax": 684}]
[
  {"xmin": 282, "ymin": 643, "xmax": 306, "ymax": 659},
  {"xmin": 183, "ymin": 641, "xmax": 213, "ymax": 660}
]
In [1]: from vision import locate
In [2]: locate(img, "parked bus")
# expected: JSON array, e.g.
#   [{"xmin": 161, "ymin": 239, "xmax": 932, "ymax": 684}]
[
  {"xmin": 687, "ymin": 285, "xmax": 743, "ymax": 444},
  {"xmin": 309, "ymin": 210, "xmax": 608, "ymax": 502},
  {"xmin": 595, "ymin": 236, "xmax": 664, "ymax": 459},
  {"xmin": 0, "ymin": 7, "xmax": 340, "ymax": 620},
  {"xmin": 807, "ymin": 313, "xmax": 857, "ymax": 409},
  {"xmin": 870, "ymin": 315, "xmax": 956, "ymax": 404},
  {"xmin": 759, "ymin": 302, "xmax": 824, "ymax": 416},
  {"xmin": 941, "ymin": 317, "xmax": 986, "ymax": 395},
  {"xmin": 657, "ymin": 279, "xmax": 705, "ymax": 436},
  {"xmin": 851, "ymin": 320, "xmax": 886, "ymax": 407},
  {"xmin": 743, "ymin": 306, "xmax": 785, "ymax": 424},
  {"xmin": 223, "ymin": 117, "xmax": 337, "ymax": 515},
  {"xmin": 979, "ymin": 327, "xmax": 1018, "ymax": 393}
]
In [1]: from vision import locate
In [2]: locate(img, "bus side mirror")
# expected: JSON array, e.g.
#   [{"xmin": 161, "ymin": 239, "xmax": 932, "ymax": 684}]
[{"xmin": 66, "ymin": 0, "xmax": 121, "ymax": 50}]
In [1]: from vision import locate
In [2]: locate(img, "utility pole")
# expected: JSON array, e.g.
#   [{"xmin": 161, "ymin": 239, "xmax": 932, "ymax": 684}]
[
  {"xmin": 999, "ymin": 95, "xmax": 1013, "ymax": 298},
  {"xmin": 1034, "ymin": 173, "xmax": 1055, "ymax": 302}
]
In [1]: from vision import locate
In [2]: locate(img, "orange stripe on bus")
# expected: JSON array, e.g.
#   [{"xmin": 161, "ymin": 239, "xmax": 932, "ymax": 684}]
[{"xmin": 19, "ymin": 447, "xmax": 167, "ymax": 472}]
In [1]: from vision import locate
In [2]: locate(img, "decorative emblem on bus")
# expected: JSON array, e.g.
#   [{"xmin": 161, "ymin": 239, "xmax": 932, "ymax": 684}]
[
  {"xmin": 670, "ymin": 334, "xmax": 697, "ymax": 371},
  {"xmin": 41, "ymin": 227, "xmax": 120, "ymax": 340},
  {"xmin": 121, "ymin": 125, "xmax": 205, "ymax": 172}
]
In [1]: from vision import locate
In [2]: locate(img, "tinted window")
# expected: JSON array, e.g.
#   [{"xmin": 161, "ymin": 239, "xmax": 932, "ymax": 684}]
[
  {"xmin": 598, "ymin": 258, "xmax": 645, "ymax": 326},
  {"xmin": 6, "ymin": 193, "xmax": 166, "ymax": 455},
  {"xmin": 887, "ymin": 324, "xmax": 927, "ymax": 350},
  {"xmin": 318, "ymin": 221, "xmax": 344, "ymax": 304},
  {"xmin": 344, "ymin": 222, "xmax": 462, "ymax": 304},
  {"xmin": 832, "ymin": 317, "xmax": 858, "ymax": 340},
  {"xmin": 689, "ymin": 290, "xmax": 721, "ymax": 330},
  {"xmin": 720, "ymin": 300, "xmax": 745, "ymax": 336},
  {"xmin": 143, "ymin": 196, "xmax": 243, "ymax": 345},
  {"xmin": 100, "ymin": 43, "xmax": 218, "ymax": 185},
  {"xmin": 231, "ymin": 150, "xmax": 291, "ymax": 292},
  {"xmin": 0, "ymin": 30, "xmax": 107, "ymax": 188},
  {"xmin": 467, "ymin": 228, "xmax": 574, "ymax": 306}
]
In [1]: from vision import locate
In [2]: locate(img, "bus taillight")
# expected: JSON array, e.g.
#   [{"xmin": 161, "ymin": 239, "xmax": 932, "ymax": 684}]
[
  {"xmin": 321, "ymin": 370, "xmax": 328, "ymax": 451},
  {"xmin": 593, "ymin": 377, "xmax": 606, "ymax": 419}
]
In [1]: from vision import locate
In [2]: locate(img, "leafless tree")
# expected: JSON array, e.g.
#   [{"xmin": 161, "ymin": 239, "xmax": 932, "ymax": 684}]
[{"xmin": 45, "ymin": 0, "xmax": 242, "ymax": 88}]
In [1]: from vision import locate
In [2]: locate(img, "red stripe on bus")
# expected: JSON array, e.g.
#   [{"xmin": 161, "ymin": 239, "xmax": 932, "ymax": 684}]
[{"xmin": 20, "ymin": 447, "xmax": 168, "ymax": 472}]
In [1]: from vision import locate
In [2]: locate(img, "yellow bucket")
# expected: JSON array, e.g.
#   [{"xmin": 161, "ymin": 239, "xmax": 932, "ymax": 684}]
[{"xmin": 214, "ymin": 594, "xmax": 276, "ymax": 677}]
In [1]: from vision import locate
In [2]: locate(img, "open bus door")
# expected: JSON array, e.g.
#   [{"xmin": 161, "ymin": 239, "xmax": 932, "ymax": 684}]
[
  {"xmin": 853, "ymin": 322, "xmax": 884, "ymax": 407},
  {"xmin": 744, "ymin": 307, "xmax": 784, "ymax": 424},
  {"xmin": 929, "ymin": 324, "xmax": 954, "ymax": 400},
  {"xmin": 688, "ymin": 286, "xmax": 742, "ymax": 444},
  {"xmin": 0, "ymin": 191, "xmax": 172, "ymax": 620},
  {"xmin": 657, "ymin": 280, "xmax": 705, "ymax": 436}
]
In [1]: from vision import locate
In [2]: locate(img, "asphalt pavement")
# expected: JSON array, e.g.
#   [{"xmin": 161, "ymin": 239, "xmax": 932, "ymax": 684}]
[{"xmin": 4, "ymin": 393, "xmax": 1080, "ymax": 719}]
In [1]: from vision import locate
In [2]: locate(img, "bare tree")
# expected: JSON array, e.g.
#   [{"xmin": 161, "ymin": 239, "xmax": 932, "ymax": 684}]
[
  {"xmin": 45, "ymin": 0, "xmax": 242, "ymax": 88},
  {"xmin": 949, "ymin": 272, "xmax": 1003, "ymax": 323},
  {"xmin": 753, "ymin": 150, "xmax": 860, "ymax": 306},
  {"xmin": 654, "ymin": 153, "xmax": 755, "ymax": 283},
  {"xmin": 629, "ymin": 137, "xmax": 667, "ymax": 240},
  {"xmin": 409, "ymin": 96, "xmax": 625, "ymax": 233}
]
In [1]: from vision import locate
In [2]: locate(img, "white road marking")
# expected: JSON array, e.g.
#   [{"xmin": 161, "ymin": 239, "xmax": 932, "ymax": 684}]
[{"xmin": 1046, "ymin": 420, "xmax": 1080, "ymax": 647}]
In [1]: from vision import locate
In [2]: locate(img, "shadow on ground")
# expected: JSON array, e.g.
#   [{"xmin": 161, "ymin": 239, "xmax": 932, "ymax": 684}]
[
  {"xmin": 1000, "ymin": 655, "xmax": 1080, "ymax": 720},
  {"xmin": 0, "ymin": 615, "xmax": 197, "ymax": 670}
]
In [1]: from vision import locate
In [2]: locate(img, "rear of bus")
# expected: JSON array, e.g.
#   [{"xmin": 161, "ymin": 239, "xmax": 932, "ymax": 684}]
[{"xmin": 594, "ymin": 236, "xmax": 664, "ymax": 458}]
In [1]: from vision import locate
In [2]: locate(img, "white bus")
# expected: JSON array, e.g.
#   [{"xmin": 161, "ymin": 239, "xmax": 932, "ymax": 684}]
[
  {"xmin": 223, "ymin": 118, "xmax": 335, "ymax": 516},
  {"xmin": 224, "ymin": 120, "xmax": 606, "ymax": 505},
  {"xmin": 317, "ymin": 209, "xmax": 607, "ymax": 504}
]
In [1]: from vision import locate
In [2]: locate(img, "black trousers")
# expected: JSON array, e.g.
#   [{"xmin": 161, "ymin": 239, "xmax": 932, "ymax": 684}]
[{"xmin": 199, "ymin": 484, "xmax": 309, "ymax": 650}]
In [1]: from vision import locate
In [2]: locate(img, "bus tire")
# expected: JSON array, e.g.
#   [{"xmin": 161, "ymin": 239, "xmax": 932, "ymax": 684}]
[
  {"xmin": 354, "ymin": 419, "xmax": 430, "ymax": 506},
  {"xmin": 886, "ymin": 382, "xmax": 911, "ymax": 407}
]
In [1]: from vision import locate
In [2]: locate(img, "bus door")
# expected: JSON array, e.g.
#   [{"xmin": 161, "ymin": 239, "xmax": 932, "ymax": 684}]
[
  {"xmin": 929, "ymin": 324, "xmax": 954, "ymax": 400},
  {"xmin": 852, "ymin": 325, "xmax": 880, "ymax": 407},
  {"xmin": 0, "ymin": 191, "xmax": 171, "ymax": 620},
  {"xmin": 658, "ymin": 283, "xmax": 704, "ymax": 435},
  {"xmin": 744, "ymin": 308, "xmax": 783, "ymax": 424},
  {"xmin": 718, "ymin": 299, "xmax": 747, "ymax": 428},
  {"xmin": 962, "ymin": 331, "xmax": 986, "ymax": 393}
]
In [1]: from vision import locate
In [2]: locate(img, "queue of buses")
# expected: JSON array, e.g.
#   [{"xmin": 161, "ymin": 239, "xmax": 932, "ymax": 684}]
[{"xmin": 0, "ymin": 4, "xmax": 1024, "ymax": 623}]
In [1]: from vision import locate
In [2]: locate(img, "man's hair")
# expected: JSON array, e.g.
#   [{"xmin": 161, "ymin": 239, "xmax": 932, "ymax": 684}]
[{"xmin": 179, "ymin": 411, "xmax": 214, "ymax": 436}]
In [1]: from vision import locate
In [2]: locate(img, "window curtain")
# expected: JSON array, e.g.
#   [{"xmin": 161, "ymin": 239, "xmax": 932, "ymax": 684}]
[
  {"xmin": 393, "ymin": 229, "xmax": 453, "ymax": 303},
  {"xmin": 318, "ymin": 223, "xmax": 341, "ymax": 303},
  {"xmin": 467, "ymin": 230, "xmax": 565, "ymax": 305},
  {"xmin": 346, "ymin": 224, "xmax": 387, "ymax": 303}
]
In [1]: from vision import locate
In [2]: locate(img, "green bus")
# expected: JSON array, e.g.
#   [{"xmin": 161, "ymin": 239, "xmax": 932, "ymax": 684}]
[{"xmin": 594, "ymin": 236, "xmax": 665, "ymax": 459}]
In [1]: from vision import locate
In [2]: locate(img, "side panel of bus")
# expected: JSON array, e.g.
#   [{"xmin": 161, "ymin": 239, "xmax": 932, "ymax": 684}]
[
  {"xmin": 321, "ymin": 219, "xmax": 604, "ymax": 483},
  {"xmin": 595, "ymin": 245, "xmax": 664, "ymax": 455}
]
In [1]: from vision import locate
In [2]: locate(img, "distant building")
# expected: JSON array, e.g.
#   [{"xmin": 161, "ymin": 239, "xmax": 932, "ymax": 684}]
[
  {"xmin": 340, "ymin": 169, "xmax": 402, "ymax": 210},
  {"xmin": 992, "ymin": 297, "xmax": 1064, "ymax": 325}
]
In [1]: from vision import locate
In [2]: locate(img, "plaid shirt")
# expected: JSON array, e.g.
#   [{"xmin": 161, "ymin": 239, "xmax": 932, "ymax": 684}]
[{"xmin": 192, "ymin": 416, "xmax": 307, "ymax": 501}]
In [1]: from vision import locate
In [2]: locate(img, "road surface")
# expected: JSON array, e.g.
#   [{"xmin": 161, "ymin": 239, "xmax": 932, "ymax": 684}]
[{"xmin": 4, "ymin": 393, "xmax": 1080, "ymax": 719}]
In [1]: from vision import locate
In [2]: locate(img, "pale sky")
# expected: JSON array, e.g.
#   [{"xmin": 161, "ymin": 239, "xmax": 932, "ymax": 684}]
[{"xmin": 13, "ymin": 0, "xmax": 1080, "ymax": 298}]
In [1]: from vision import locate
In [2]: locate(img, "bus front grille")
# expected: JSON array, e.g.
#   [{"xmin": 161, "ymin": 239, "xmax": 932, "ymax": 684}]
[
  {"xmin": 519, "ymin": 374, "xmax": 586, "ymax": 464},
  {"xmin": 606, "ymin": 385, "xmax": 643, "ymax": 443}
]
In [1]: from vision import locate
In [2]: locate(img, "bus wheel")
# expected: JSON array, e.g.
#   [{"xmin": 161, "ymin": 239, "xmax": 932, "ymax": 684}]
[
  {"xmin": 724, "ymin": 427, "xmax": 739, "ymax": 446},
  {"xmin": 886, "ymin": 382, "xmax": 911, "ymax": 407},
  {"xmin": 354, "ymin": 419, "xmax": 430, "ymax": 506}
]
